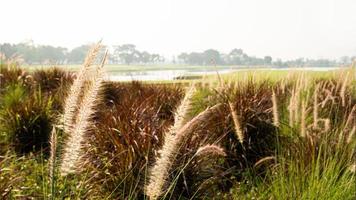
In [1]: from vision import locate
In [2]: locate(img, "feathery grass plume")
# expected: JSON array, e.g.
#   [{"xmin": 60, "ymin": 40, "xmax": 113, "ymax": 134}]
[
  {"xmin": 301, "ymin": 100, "xmax": 307, "ymax": 137},
  {"xmin": 293, "ymin": 75, "xmax": 303, "ymax": 124},
  {"xmin": 321, "ymin": 90, "xmax": 333, "ymax": 108},
  {"xmin": 340, "ymin": 72, "xmax": 349, "ymax": 107},
  {"xmin": 350, "ymin": 164, "xmax": 356, "ymax": 173},
  {"xmin": 60, "ymin": 50, "xmax": 108, "ymax": 175},
  {"xmin": 253, "ymin": 156, "xmax": 276, "ymax": 169},
  {"xmin": 229, "ymin": 102, "xmax": 244, "ymax": 144},
  {"xmin": 195, "ymin": 144, "xmax": 226, "ymax": 157},
  {"xmin": 213, "ymin": 63, "xmax": 223, "ymax": 89},
  {"xmin": 344, "ymin": 105, "xmax": 355, "ymax": 129},
  {"xmin": 353, "ymin": 59, "xmax": 356, "ymax": 80},
  {"xmin": 321, "ymin": 118, "xmax": 331, "ymax": 132},
  {"xmin": 313, "ymin": 84, "xmax": 320, "ymax": 129},
  {"xmin": 288, "ymin": 87, "xmax": 296, "ymax": 126},
  {"xmin": 146, "ymin": 104, "xmax": 222, "ymax": 200},
  {"xmin": 169, "ymin": 84, "xmax": 196, "ymax": 134},
  {"xmin": 347, "ymin": 126, "xmax": 355, "ymax": 144},
  {"xmin": 280, "ymin": 79, "xmax": 286, "ymax": 94},
  {"xmin": 343, "ymin": 106, "xmax": 356, "ymax": 142},
  {"xmin": 49, "ymin": 127, "xmax": 57, "ymax": 200},
  {"xmin": 49, "ymin": 127, "xmax": 57, "ymax": 180},
  {"xmin": 272, "ymin": 90, "xmax": 279, "ymax": 127},
  {"xmin": 62, "ymin": 42, "xmax": 102, "ymax": 134}
]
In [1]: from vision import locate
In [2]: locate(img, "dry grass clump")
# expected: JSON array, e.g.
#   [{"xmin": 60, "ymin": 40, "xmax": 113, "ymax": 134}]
[
  {"xmin": 32, "ymin": 67, "xmax": 74, "ymax": 111},
  {"xmin": 145, "ymin": 99, "xmax": 222, "ymax": 199},
  {"xmin": 222, "ymin": 80, "xmax": 277, "ymax": 165},
  {"xmin": 32, "ymin": 67, "xmax": 74, "ymax": 93},
  {"xmin": 0, "ymin": 66, "xmax": 75, "ymax": 156},
  {"xmin": 168, "ymin": 79, "xmax": 281, "ymax": 198},
  {"xmin": 0, "ymin": 64, "xmax": 31, "ymax": 91},
  {"xmin": 2, "ymin": 55, "xmax": 355, "ymax": 199},
  {"xmin": 83, "ymin": 82, "xmax": 184, "ymax": 198},
  {"xmin": 277, "ymin": 71, "xmax": 356, "ymax": 172},
  {"xmin": 143, "ymin": 79, "xmax": 280, "ymax": 198},
  {"xmin": 313, "ymin": 77, "xmax": 355, "ymax": 130},
  {"xmin": 0, "ymin": 83, "xmax": 54, "ymax": 154}
]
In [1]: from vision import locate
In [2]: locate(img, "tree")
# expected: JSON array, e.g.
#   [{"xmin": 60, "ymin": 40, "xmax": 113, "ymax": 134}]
[
  {"xmin": 178, "ymin": 53, "xmax": 189, "ymax": 64},
  {"xmin": 37, "ymin": 45, "xmax": 67, "ymax": 64},
  {"xmin": 67, "ymin": 45, "xmax": 91, "ymax": 64},
  {"xmin": 264, "ymin": 56, "xmax": 272, "ymax": 65},
  {"xmin": 188, "ymin": 52, "xmax": 204, "ymax": 65},
  {"xmin": 0, "ymin": 43, "xmax": 17, "ymax": 59},
  {"xmin": 203, "ymin": 49, "xmax": 222, "ymax": 65},
  {"xmin": 227, "ymin": 48, "xmax": 244, "ymax": 65},
  {"xmin": 340, "ymin": 56, "xmax": 351, "ymax": 65},
  {"xmin": 150, "ymin": 54, "xmax": 161, "ymax": 63},
  {"xmin": 140, "ymin": 51, "xmax": 151, "ymax": 64},
  {"xmin": 113, "ymin": 44, "xmax": 139, "ymax": 65}
]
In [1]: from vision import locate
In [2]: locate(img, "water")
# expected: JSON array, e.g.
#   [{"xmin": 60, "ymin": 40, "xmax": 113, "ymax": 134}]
[{"xmin": 106, "ymin": 67, "xmax": 341, "ymax": 81}]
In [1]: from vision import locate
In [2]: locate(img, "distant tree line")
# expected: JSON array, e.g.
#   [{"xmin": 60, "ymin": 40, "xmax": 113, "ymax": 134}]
[
  {"xmin": 111, "ymin": 44, "xmax": 164, "ymax": 65},
  {"xmin": 177, "ymin": 48, "xmax": 273, "ymax": 66},
  {"xmin": 177, "ymin": 48, "xmax": 355, "ymax": 67},
  {"xmin": 0, "ymin": 42, "xmax": 164, "ymax": 65},
  {"xmin": 1, "ymin": 42, "xmax": 354, "ymax": 67}
]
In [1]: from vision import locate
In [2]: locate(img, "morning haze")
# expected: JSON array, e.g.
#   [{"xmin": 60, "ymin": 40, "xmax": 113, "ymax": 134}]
[
  {"xmin": 1, "ymin": 0, "xmax": 356, "ymax": 60},
  {"xmin": 1, "ymin": 0, "xmax": 356, "ymax": 199}
]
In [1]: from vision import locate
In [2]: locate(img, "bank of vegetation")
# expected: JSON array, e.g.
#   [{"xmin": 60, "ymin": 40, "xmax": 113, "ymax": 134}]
[{"xmin": 0, "ymin": 44, "xmax": 355, "ymax": 199}]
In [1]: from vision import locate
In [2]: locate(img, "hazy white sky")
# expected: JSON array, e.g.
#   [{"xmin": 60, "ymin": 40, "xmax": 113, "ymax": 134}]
[{"xmin": 1, "ymin": 0, "xmax": 356, "ymax": 59}]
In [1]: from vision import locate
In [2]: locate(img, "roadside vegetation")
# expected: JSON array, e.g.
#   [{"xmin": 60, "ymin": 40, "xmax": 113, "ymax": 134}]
[{"xmin": 0, "ymin": 44, "xmax": 355, "ymax": 199}]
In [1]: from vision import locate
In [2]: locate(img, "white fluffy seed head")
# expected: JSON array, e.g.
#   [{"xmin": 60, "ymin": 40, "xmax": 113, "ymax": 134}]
[
  {"xmin": 60, "ymin": 48, "xmax": 107, "ymax": 176},
  {"xmin": 195, "ymin": 144, "xmax": 226, "ymax": 157},
  {"xmin": 272, "ymin": 90, "xmax": 279, "ymax": 127}
]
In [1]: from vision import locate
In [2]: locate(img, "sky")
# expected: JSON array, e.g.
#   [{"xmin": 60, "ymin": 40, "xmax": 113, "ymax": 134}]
[{"xmin": 1, "ymin": 0, "xmax": 356, "ymax": 60}]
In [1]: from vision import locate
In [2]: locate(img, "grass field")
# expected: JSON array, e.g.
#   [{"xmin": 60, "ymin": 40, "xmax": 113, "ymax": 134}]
[{"xmin": 1, "ymin": 56, "xmax": 355, "ymax": 199}]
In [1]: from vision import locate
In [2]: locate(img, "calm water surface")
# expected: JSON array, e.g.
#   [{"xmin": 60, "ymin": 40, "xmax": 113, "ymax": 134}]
[{"xmin": 106, "ymin": 67, "xmax": 341, "ymax": 81}]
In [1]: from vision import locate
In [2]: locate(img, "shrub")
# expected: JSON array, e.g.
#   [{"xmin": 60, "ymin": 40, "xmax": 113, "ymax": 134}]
[
  {"xmin": 32, "ymin": 67, "xmax": 74, "ymax": 111},
  {"xmin": 0, "ymin": 83, "xmax": 54, "ymax": 154},
  {"xmin": 0, "ymin": 64, "xmax": 30, "ymax": 92},
  {"xmin": 83, "ymin": 82, "xmax": 184, "ymax": 198}
]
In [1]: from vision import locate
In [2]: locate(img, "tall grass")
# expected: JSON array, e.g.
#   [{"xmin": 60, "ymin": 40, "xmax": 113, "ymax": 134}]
[
  {"xmin": 0, "ymin": 52, "xmax": 355, "ymax": 199},
  {"xmin": 60, "ymin": 43, "xmax": 108, "ymax": 175},
  {"xmin": 0, "ymin": 83, "xmax": 54, "ymax": 154},
  {"xmin": 83, "ymin": 82, "xmax": 184, "ymax": 198}
]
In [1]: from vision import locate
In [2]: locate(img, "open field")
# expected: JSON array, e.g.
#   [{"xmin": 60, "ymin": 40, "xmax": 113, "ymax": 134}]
[{"xmin": 0, "ymin": 58, "xmax": 355, "ymax": 199}]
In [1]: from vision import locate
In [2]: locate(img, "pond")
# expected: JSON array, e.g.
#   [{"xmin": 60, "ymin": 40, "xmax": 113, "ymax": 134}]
[{"xmin": 105, "ymin": 66, "xmax": 341, "ymax": 81}]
